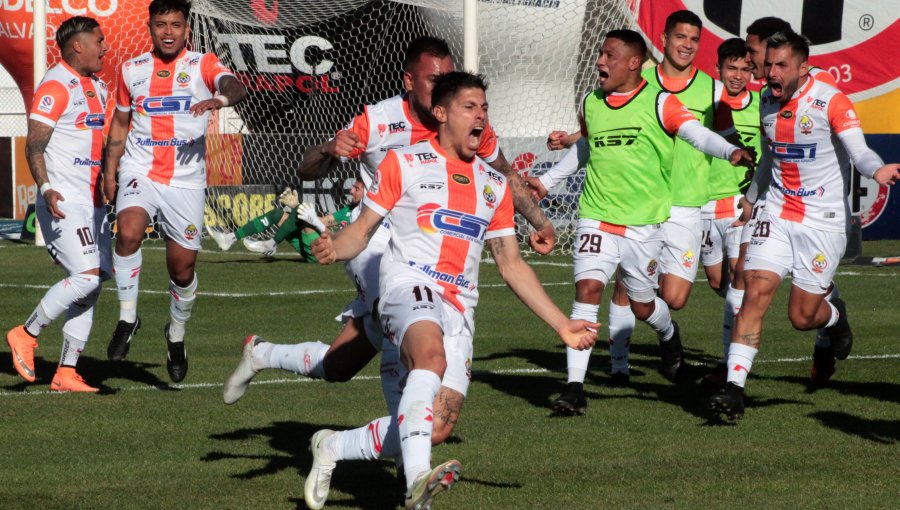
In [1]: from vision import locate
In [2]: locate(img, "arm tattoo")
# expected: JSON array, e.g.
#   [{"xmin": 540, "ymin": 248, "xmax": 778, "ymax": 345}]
[
  {"xmin": 25, "ymin": 121, "xmax": 54, "ymax": 186},
  {"xmin": 433, "ymin": 388, "xmax": 464, "ymax": 428},
  {"xmin": 739, "ymin": 332, "xmax": 761, "ymax": 344},
  {"xmin": 489, "ymin": 152, "xmax": 550, "ymax": 230}
]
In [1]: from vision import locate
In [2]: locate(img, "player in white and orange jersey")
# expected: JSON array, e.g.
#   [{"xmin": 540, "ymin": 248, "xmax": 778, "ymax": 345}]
[
  {"xmin": 709, "ymin": 30, "xmax": 900, "ymax": 422},
  {"xmin": 741, "ymin": 16, "xmax": 851, "ymax": 389},
  {"xmin": 304, "ymin": 71, "xmax": 596, "ymax": 510},
  {"xmin": 223, "ymin": 38, "xmax": 551, "ymax": 440},
  {"xmin": 103, "ymin": 0, "xmax": 246, "ymax": 382},
  {"xmin": 5, "ymin": 17, "xmax": 110, "ymax": 392}
]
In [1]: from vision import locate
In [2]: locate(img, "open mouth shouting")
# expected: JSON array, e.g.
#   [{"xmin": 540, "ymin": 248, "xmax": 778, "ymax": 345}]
[{"xmin": 469, "ymin": 125, "xmax": 484, "ymax": 148}]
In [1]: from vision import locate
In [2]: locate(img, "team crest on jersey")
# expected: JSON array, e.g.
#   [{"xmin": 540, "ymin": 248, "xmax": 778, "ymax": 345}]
[
  {"xmin": 780, "ymin": 110, "xmax": 793, "ymax": 119},
  {"xmin": 812, "ymin": 253, "xmax": 828, "ymax": 273},
  {"xmin": 417, "ymin": 203, "xmax": 489, "ymax": 242},
  {"xmin": 157, "ymin": 70, "xmax": 171, "ymax": 78},
  {"xmin": 483, "ymin": 185, "xmax": 496, "ymax": 208},
  {"xmin": 176, "ymin": 71, "xmax": 191, "ymax": 86},
  {"xmin": 451, "ymin": 174, "xmax": 471, "ymax": 185},
  {"xmin": 184, "ymin": 224, "xmax": 199, "ymax": 240},
  {"xmin": 37, "ymin": 95, "xmax": 54, "ymax": 113},
  {"xmin": 647, "ymin": 259, "xmax": 658, "ymax": 277},
  {"xmin": 799, "ymin": 115, "xmax": 814, "ymax": 135},
  {"xmin": 682, "ymin": 250, "xmax": 695, "ymax": 268}
]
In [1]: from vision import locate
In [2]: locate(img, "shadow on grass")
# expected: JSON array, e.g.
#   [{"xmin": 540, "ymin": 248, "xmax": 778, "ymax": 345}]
[
  {"xmin": 474, "ymin": 345, "xmax": 806, "ymax": 424},
  {"xmin": 205, "ymin": 420, "xmax": 401, "ymax": 509},
  {"xmin": 0, "ymin": 353, "xmax": 170, "ymax": 393},
  {"xmin": 808, "ymin": 411, "xmax": 899, "ymax": 444},
  {"xmin": 772, "ymin": 374, "xmax": 900, "ymax": 405}
]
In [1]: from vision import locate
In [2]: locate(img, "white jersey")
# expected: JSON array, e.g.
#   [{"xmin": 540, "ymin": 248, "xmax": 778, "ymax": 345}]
[
  {"xmin": 116, "ymin": 49, "xmax": 234, "ymax": 189},
  {"xmin": 364, "ymin": 139, "xmax": 515, "ymax": 315},
  {"xmin": 760, "ymin": 75, "xmax": 861, "ymax": 232},
  {"xmin": 341, "ymin": 94, "xmax": 500, "ymax": 189},
  {"xmin": 29, "ymin": 62, "xmax": 108, "ymax": 207}
]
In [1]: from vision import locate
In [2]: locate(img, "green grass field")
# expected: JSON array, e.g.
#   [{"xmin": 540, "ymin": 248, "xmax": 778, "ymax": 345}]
[{"xmin": 1, "ymin": 239, "xmax": 899, "ymax": 509}]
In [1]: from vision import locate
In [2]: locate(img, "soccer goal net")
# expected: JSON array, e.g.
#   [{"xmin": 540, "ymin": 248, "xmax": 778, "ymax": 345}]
[{"xmin": 189, "ymin": 0, "xmax": 636, "ymax": 253}]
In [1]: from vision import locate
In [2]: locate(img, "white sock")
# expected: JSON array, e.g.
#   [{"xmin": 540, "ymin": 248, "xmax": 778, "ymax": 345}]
[
  {"xmin": 607, "ymin": 302, "xmax": 634, "ymax": 374},
  {"xmin": 722, "ymin": 285, "xmax": 744, "ymax": 360},
  {"xmin": 566, "ymin": 301, "xmax": 599, "ymax": 383},
  {"xmin": 815, "ymin": 285, "xmax": 840, "ymax": 347},
  {"xmin": 167, "ymin": 276, "xmax": 198, "ymax": 343},
  {"xmin": 329, "ymin": 415, "xmax": 399, "ymax": 462},
  {"xmin": 644, "ymin": 297, "xmax": 674, "ymax": 341},
  {"xmin": 399, "ymin": 369, "xmax": 442, "ymax": 490},
  {"xmin": 25, "ymin": 274, "xmax": 101, "ymax": 337},
  {"xmin": 114, "ymin": 251, "xmax": 141, "ymax": 322},
  {"xmin": 824, "ymin": 301, "xmax": 839, "ymax": 328},
  {"xmin": 58, "ymin": 286, "xmax": 101, "ymax": 367},
  {"xmin": 268, "ymin": 341, "xmax": 329, "ymax": 378},
  {"xmin": 726, "ymin": 342, "xmax": 758, "ymax": 388}
]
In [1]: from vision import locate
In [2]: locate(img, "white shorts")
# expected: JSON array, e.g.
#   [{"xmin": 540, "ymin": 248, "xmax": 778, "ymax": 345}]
[
  {"xmin": 116, "ymin": 172, "xmax": 205, "ymax": 251},
  {"xmin": 743, "ymin": 212, "xmax": 846, "ymax": 294},
  {"xmin": 572, "ymin": 219, "xmax": 663, "ymax": 303},
  {"xmin": 701, "ymin": 218, "xmax": 742, "ymax": 266},
  {"xmin": 378, "ymin": 279, "xmax": 474, "ymax": 397},
  {"xmin": 37, "ymin": 199, "xmax": 112, "ymax": 277},
  {"xmin": 660, "ymin": 206, "xmax": 702, "ymax": 283},
  {"xmin": 740, "ymin": 200, "xmax": 766, "ymax": 245}
]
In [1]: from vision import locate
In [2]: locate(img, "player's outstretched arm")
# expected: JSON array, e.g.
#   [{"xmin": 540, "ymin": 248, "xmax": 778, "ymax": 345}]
[
  {"xmin": 545, "ymin": 130, "xmax": 582, "ymax": 151},
  {"xmin": 299, "ymin": 130, "xmax": 365, "ymax": 180},
  {"xmin": 488, "ymin": 150, "xmax": 556, "ymax": 254},
  {"xmin": 25, "ymin": 119, "xmax": 65, "ymax": 219},
  {"xmin": 487, "ymin": 235, "xmax": 597, "ymax": 350},
  {"xmin": 104, "ymin": 109, "xmax": 131, "ymax": 205},
  {"xmin": 311, "ymin": 205, "xmax": 382, "ymax": 264},
  {"xmin": 188, "ymin": 75, "xmax": 247, "ymax": 117}
]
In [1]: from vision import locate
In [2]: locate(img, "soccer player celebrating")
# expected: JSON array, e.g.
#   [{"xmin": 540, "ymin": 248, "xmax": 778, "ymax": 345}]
[
  {"xmin": 104, "ymin": 0, "xmax": 246, "ymax": 381},
  {"xmin": 306, "ymin": 71, "xmax": 597, "ymax": 510},
  {"xmin": 708, "ymin": 30, "xmax": 900, "ymax": 421},
  {"xmin": 223, "ymin": 37, "xmax": 551, "ymax": 421},
  {"xmin": 5, "ymin": 17, "xmax": 110, "ymax": 392},
  {"xmin": 209, "ymin": 178, "xmax": 364, "ymax": 259}
]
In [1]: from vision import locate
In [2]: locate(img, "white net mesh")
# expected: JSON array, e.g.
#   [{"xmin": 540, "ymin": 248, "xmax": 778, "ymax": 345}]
[{"xmin": 184, "ymin": 0, "xmax": 636, "ymax": 252}]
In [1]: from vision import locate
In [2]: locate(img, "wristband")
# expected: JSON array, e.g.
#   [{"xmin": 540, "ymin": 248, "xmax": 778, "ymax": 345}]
[
  {"xmin": 214, "ymin": 94, "xmax": 229, "ymax": 107},
  {"xmin": 40, "ymin": 182, "xmax": 52, "ymax": 195}
]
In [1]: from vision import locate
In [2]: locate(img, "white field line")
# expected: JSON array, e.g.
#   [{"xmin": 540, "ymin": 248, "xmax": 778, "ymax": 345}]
[{"xmin": 2, "ymin": 353, "xmax": 898, "ymax": 397}]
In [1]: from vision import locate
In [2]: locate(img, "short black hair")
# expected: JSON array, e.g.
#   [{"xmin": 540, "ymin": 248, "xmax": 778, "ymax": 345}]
[
  {"xmin": 664, "ymin": 10, "xmax": 702, "ymax": 34},
  {"xmin": 717, "ymin": 37, "xmax": 749, "ymax": 66},
  {"xmin": 746, "ymin": 17, "xmax": 792, "ymax": 41},
  {"xmin": 431, "ymin": 71, "xmax": 487, "ymax": 109},
  {"xmin": 605, "ymin": 29, "xmax": 648, "ymax": 60},
  {"xmin": 56, "ymin": 16, "xmax": 100, "ymax": 50},
  {"xmin": 404, "ymin": 36, "xmax": 452, "ymax": 72},
  {"xmin": 149, "ymin": 0, "xmax": 191, "ymax": 19},
  {"xmin": 767, "ymin": 30, "xmax": 810, "ymax": 61}
]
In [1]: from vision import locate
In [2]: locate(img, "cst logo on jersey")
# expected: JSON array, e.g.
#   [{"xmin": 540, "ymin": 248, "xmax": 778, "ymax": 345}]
[
  {"xmin": 771, "ymin": 142, "xmax": 817, "ymax": 162},
  {"xmin": 75, "ymin": 112, "xmax": 105, "ymax": 130},
  {"xmin": 134, "ymin": 95, "xmax": 193, "ymax": 116},
  {"xmin": 417, "ymin": 203, "xmax": 489, "ymax": 242}
]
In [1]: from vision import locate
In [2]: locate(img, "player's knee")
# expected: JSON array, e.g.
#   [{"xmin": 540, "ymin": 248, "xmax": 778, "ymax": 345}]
[
  {"xmin": 115, "ymin": 232, "xmax": 143, "ymax": 255},
  {"xmin": 630, "ymin": 301, "xmax": 654, "ymax": 321},
  {"xmin": 575, "ymin": 280, "xmax": 603, "ymax": 304},
  {"xmin": 69, "ymin": 273, "xmax": 102, "ymax": 300},
  {"xmin": 787, "ymin": 308, "xmax": 818, "ymax": 331},
  {"xmin": 666, "ymin": 294, "xmax": 689, "ymax": 311}
]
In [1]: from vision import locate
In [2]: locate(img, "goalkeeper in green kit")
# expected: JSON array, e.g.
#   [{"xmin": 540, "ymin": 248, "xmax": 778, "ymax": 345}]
[{"xmin": 209, "ymin": 177, "xmax": 364, "ymax": 260}]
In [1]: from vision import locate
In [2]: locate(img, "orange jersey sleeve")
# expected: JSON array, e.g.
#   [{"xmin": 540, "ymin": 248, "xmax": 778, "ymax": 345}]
[
  {"xmin": 115, "ymin": 64, "xmax": 131, "ymax": 110},
  {"xmin": 366, "ymin": 150, "xmax": 403, "ymax": 212},
  {"xmin": 343, "ymin": 108, "xmax": 371, "ymax": 160},
  {"xmin": 477, "ymin": 122, "xmax": 499, "ymax": 162},
  {"xmin": 659, "ymin": 93, "xmax": 699, "ymax": 134},
  {"xmin": 486, "ymin": 182, "xmax": 515, "ymax": 233},
  {"xmin": 810, "ymin": 67, "xmax": 839, "ymax": 88},
  {"xmin": 30, "ymin": 80, "xmax": 69, "ymax": 126},
  {"xmin": 828, "ymin": 92, "xmax": 861, "ymax": 134},
  {"xmin": 201, "ymin": 53, "xmax": 234, "ymax": 92}
]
